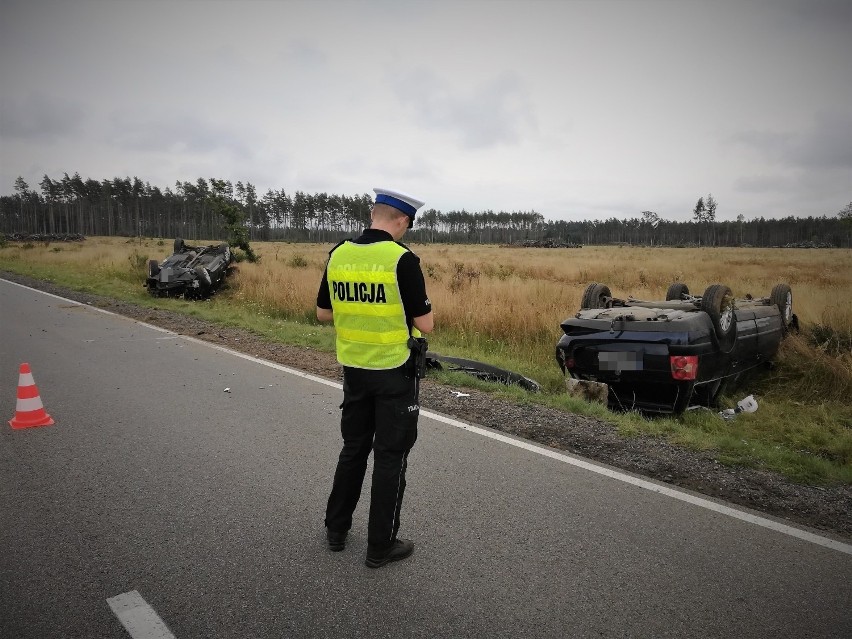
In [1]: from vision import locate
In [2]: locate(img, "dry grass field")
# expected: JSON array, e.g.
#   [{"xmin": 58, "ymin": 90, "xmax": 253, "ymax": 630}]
[
  {"xmin": 4, "ymin": 236, "xmax": 852, "ymax": 367},
  {"xmin": 234, "ymin": 240, "xmax": 852, "ymax": 329},
  {"xmin": 237, "ymin": 241, "xmax": 852, "ymax": 391},
  {"xmin": 4, "ymin": 236, "xmax": 851, "ymax": 397},
  {"xmin": 2, "ymin": 236, "xmax": 850, "ymax": 483}
]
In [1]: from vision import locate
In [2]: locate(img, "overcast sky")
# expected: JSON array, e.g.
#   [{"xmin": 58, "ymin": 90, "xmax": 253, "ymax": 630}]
[{"xmin": 1, "ymin": 0, "xmax": 850, "ymax": 222}]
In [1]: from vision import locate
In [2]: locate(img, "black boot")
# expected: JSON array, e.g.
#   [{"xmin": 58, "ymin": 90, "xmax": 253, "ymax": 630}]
[
  {"xmin": 327, "ymin": 529, "xmax": 347, "ymax": 552},
  {"xmin": 365, "ymin": 539, "xmax": 414, "ymax": 568}
]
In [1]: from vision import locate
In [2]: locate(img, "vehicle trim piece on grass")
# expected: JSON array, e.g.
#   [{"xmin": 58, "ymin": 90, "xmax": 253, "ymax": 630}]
[{"xmin": 425, "ymin": 352, "xmax": 542, "ymax": 393}]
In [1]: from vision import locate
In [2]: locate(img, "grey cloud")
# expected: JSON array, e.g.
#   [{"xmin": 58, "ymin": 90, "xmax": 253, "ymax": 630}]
[
  {"xmin": 0, "ymin": 92, "xmax": 86, "ymax": 139},
  {"xmin": 733, "ymin": 130, "xmax": 793, "ymax": 162},
  {"xmin": 734, "ymin": 167, "xmax": 849, "ymax": 217},
  {"xmin": 733, "ymin": 174, "xmax": 795, "ymax": 194},
  {"xmin": 392, "ymin": 68, "xmax": 536, "ymax": 149},
  {"xmin": 106, "ymin": 110, "xmax": 253, "ymax": 159},
  {"xmin": 792, "ymin": 111, "xmax": 852, "ymax": 168},
  {"xmin": 286, "ymin": 41, "xmax": 328, "ymax": 69},
  {"xmin": 773, "ymin": 0, "xmax": 852, "ymax": 35},
  {"xmin": 732, "ymin": 111, "xmax": 852, "ymax": 169}
]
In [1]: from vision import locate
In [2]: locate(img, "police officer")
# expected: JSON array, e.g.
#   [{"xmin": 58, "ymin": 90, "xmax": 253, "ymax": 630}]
[{"xmin": 316, "ymin": 187, "xmax": 433, "ymax": 568}]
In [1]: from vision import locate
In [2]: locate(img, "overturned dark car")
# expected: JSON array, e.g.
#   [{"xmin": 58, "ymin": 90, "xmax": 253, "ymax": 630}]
[
  {"xmin": 145, "ymin": 238, "xmax": 234, "ymax": 299},
  {"xmin": 555, "ymin": 282, "xmax": 797, "ymax": 414}
]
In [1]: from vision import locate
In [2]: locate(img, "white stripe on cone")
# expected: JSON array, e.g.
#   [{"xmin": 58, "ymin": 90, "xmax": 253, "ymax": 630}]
[{"xmin": 16, "ymin": 396, "xmax": 46, "ymax": 413}]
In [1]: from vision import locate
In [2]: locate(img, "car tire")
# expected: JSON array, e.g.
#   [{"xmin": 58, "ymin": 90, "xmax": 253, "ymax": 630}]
[
  {"xmin": 666, "ymin": 282, "xmax": 689, "ymax": 301},
  {"xmin": 770, "ymin": 283, "xmax": 793, "ymax": 334},
  {"xmin": 701, "ymin": 283, "xmax": 737, "ymax": 352},
  {"xmin": 174, "ymin": 237, "xmax": 185, "ymax": 253},
  {"xmin": 147, "ymin": 259, "xmax": 160, "ymax": 278},
  {"xmin": 194, "ymin": 264, "xmax": 212, "ymax": 288},
  {"xmin": 581, "ymin": 283, "xmax": 611, "ymax": 309}
]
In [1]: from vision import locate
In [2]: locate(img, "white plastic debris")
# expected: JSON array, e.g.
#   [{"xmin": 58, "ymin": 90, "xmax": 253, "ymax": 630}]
[
  {"xmin": 224, "ymin": 387, "xmax": 231, "ymax": 393},
  {"xmin": 738, "ymin": 395, "xmax": 758, "ymax": 413},
  {"xmin": 451, "ymin": 391, "xmax": 471, "ymax": 398},
  {"xmin": 719, "ymin": 394, "xmax": 758, "ymax": 420}
]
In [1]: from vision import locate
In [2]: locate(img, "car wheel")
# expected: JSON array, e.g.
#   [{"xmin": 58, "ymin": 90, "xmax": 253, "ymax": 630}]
[
  {"xmin": 701, "ymin": 284, "xmax": 737, "ymax": 352},
  {"xmin": 194, "ymin": 264, "xmax": 212, "ymax": 288},
  {"xmin": 174, "ymin": 238, "xmax": 185, "ymax": 253},
  {"xmin": 147, "ymin": 259, "xmax": 160, "ymax": 278},
  {"xmin": 770, "ymin": 283, "xmax": 793, "ymax": 334},
  {"xmin": 666, "ymin": 282, "xmax": 689, "ymax": 301},
  {"xmin": 581, "ymin": 283, "xmax": 611, "ymax": 309}
]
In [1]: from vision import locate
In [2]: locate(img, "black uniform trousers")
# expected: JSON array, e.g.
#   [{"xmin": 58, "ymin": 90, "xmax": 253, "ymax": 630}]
[{"xmin": 325, "ymin": 364, "xmax": 419, "ymax": 550}]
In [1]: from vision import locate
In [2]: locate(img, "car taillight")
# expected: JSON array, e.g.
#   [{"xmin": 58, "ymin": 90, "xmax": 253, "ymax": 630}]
[
  {"xmin": 670, "ymin": 355, "xmax": 698, "ymax": 380},
  {"xmin": 564, "ymin": 357, "xmax": 575, "ymax": 369}
]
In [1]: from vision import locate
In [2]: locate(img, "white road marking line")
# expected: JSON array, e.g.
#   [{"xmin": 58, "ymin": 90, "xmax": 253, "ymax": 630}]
[
  {"xmin": 6, "ymin": 278, "xmax": 851, "ymax": 556},
  {"xmin": 106, "ymin": 590, "xmax": 176, "ymax": 639},
  {"xmin": 84, "ymin": 336, "xmax": 181, "ymax": 343}
]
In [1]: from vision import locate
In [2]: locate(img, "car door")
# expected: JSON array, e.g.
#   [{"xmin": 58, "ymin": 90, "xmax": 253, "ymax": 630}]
[
  {"xmin": 753, "ymin": 305, "xmax": 784, "ymax": 360},
  {"xmin": 731, "ymin": 308, "xmax": 759, "ymax": 367}
]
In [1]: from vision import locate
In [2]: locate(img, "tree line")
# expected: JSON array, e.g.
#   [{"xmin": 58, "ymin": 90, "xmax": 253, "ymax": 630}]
[{"xmin": 2, "ymin": 173, "xmax": 850, "ymax": 248}]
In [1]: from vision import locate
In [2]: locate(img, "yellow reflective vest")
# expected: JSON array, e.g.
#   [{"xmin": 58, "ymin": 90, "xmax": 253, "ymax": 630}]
[{"xmin": 327, "ymin": 240, "xmax": 415, "ymax": 369}]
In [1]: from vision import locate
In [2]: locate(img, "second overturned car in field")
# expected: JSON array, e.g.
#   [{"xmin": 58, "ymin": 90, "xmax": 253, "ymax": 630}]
[
  {"xmin": 555, "ymin": 282, "xmax": 797, "ymax": 414},
  {"xmin": 145, "ymin": 238, "xmax": 234, "ymax": 299}
]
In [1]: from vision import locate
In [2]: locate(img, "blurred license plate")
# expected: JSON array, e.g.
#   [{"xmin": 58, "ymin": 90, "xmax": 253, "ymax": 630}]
[{"xmin": 598, "ymin": 351, "xmax": 643, "ymax": 371}]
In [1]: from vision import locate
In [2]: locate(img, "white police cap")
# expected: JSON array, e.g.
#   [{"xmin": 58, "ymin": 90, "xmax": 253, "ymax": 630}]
[{"xmin": 373, "ymin": 188, "xmax": 425, "ymax": 220}]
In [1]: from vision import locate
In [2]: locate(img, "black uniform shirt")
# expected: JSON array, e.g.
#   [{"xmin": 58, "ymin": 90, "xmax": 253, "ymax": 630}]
[{"xmin": 316, "ymin": 229, "xmax": 431, "ymax": 326}]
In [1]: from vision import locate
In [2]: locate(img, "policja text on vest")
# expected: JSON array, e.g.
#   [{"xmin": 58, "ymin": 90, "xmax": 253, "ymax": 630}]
[{"xmin": 331, "ymin": 281, "xmax": 388, "ymax": 304}]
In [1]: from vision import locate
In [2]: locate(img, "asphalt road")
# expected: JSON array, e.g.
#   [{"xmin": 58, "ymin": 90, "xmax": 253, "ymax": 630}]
[{"xmin": 1, "ymin": 278, "xmax": 850, "ymax": 639}]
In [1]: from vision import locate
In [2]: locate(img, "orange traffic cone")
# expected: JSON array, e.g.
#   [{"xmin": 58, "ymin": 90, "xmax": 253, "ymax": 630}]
[{"xmin": 9, "ymin": 363, "xmax": 54, "ymax": 429}]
